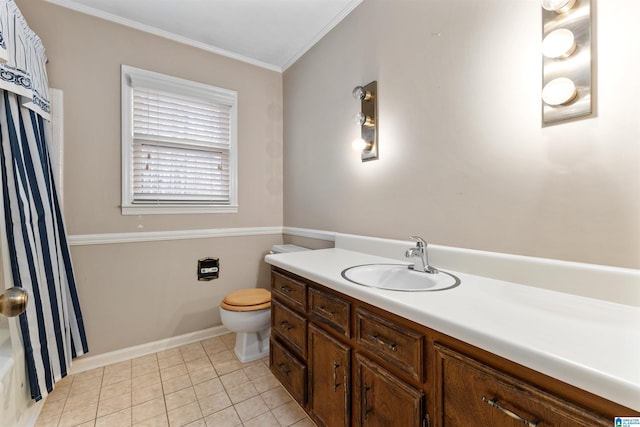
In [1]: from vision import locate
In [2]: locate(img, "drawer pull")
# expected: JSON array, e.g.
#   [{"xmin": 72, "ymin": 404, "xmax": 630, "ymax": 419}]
[
  {"xmin": 315, "ymin": 305, "xmax": 335, "ymax": 317},
  {"xmin": 368, "ymin": 333, "xmax": 398, "ymax": 352},
  {"xmin": 277, "ymin": 362, "xmax": 291, "ymax": 376},
  {"xmin": 279, "ymin": 321, "xmax": 293, "ymax": 331},
  {"xmin": 279, "ymin": 285, "xmax": 292, "ymax": 294},
  {"xmin": 332, "ymin": 361, "xmax": 340, "ymax": 392},
  {"xmin": 363, "ymin": 384, "xmax": 372, "ymax": 420},
  {"xmin": 481, "ymin": 397, "xmax": 538, "ymax": 426}
]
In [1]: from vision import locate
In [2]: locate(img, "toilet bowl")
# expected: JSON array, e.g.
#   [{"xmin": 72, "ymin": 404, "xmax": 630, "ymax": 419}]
[
  {"xmin": 219, "ymin": 288, "xmax": 272, "ymax": 363},
  {"xmin": 219, "ymin": 244, "xmax": 309, "ymax": 363}
]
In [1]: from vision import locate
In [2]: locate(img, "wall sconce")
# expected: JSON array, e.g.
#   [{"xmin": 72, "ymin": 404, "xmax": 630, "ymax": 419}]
[
  {"xmin": 352, "ymin": 81, "xmax": 378, "ymax": 161},
  {"xmin": 542, "ymin": 0, "xmax": 592, "ymax": 125}
]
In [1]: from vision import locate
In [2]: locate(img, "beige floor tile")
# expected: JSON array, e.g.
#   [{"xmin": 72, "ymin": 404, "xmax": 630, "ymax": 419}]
[
  {"xmin": 225, "ymin": 382, "xmax": 259, "ymax": 404},
  {"xmin": 73, "ymin": 367, "xmax": 104, "ymax": 381},
  {"xmin": 221, "ymin": 334, "xmax": 236, "ymax": 349},
  {"xmin": 132, "ymin": 382, "xmax": 163, "ymax": 406},
  {"xmin": 219, "ymin": 370, "xmax": 249, "ymax": 389},
  {"xmin": 161, "ymin": 363, "xmax": 188, "ymax": 381},
  {"xmin": 58, "ymin": 404, "xmax": 97, "ymax": 427},
  {"xmin": 243, "ymin": 411, "xmax": 281, "ymax": 427},
  {"xmin": 95, "ymin": 407, "xmax": 131, "ymax": 427},
  {"xmin": 162, "ymin": 374, "xmax": 192, "ymax": 394},
  {"xmin": 203, "ymin": 406, "xmax": 241, "ymax": 427},
  {"xmin": 132, "ymin": 354, "xmax": 158, "ymax": 367},
  {"xmin": 185, "ymin": 357, "xmax": 212, "ymax": 373},
  {"xmin": 193, "ymin": 377, "xmax": 224, "ymax": 400},
  {"xmin": 197, "ymin": 390, "xmax": 232, "ymax": 417},
  {"xmin": 165, "ymin": 387, "xmax": 197, "ymax": 412},
  {"xmin": 212, "ymin": 360, "xmax": 242, "ymax": 376},
  {"xmin": 158, "ymin": 354, "xmax": 184, "ymax": 370},
  {"xmin": 97, "ymin": 392, "xmax": 132, "ymax": 418},
  {"xmin": 132, "ymin": 370, "xmax": 162, "ymax": 390},
  {"xmin": 242, "ymin": 361, "xmax": 271, "ymax": 379},
  {"xmin": 132, "ymin": 412, "xmax": 169, "ymax": 427},
  {"xmin": 208, "ymin": 349, "xmax": 234, "ymax": 364},
  {"xmin": 100, "ymin": 378, "xmax": 132, "ymax": 401},
  {"xmin": 36, "ymin": 333, "xmax": 314, "ymax": 427},
  {"xmin": 39, "ymin": 396, "xmax": 66, "ymax": 419},
  {"xmin": 34, "ymin": 413, "xmax": 61, "ymax": 427},
  {"xmin": 272, "ymin": 400, "xmax": 306, "ymax": 426},
  {"xmin": 290, "ymin": 418, "xmax": 318, "ymax": 427},
  {"xmin": 46, "ymin": 382, "xmax": 72, "ymax": 403},
  {"xmin": 181, "ymin": 348, "xmax": 207, "ymax": 363},
  {"xmin": 167, "ymin": 401, "xmax": 202, "ymax": 427},
  {"xmin": 233, "ymin": 395, "xmax": 269, "ymax": 422},
  {"xmin": 188, "ymin": 366, "xmax": 217, "ymax": 385},
  {"xmin": 157, "ymin": 347, "xmax": 181, "ymax": 359},
  {"xmin": 183, "ymin": 418, "xmax": 206, "ymax": 427},
  {"xmin": 260, "ymin": 386, "xmax": 292, "ymax": 409},
  {"xmin": 132, "ymin": 396, "xmax": 166, "ymax": 424},
  {"xmin": 103, "ymin": 368, "xmax": 132, "ymax": 386},
  {"xmin": 64, "ymin": 391, "xmax": 100, "ymax": 413},
  {"xmin": 133, "ymin": 362, "xmax": 160, "ymax": 378},
  {"xmin": 251, "ymin": 372, "xmax": 280, "ymax": 393},
  {"xmin": 69, "ymin": 375, "xmax": 102, "ymax": 395}
]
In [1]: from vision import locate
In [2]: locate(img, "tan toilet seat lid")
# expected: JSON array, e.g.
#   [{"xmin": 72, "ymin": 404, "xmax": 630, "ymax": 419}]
[{"xmin": 221, "ymin": 288, "xmax": 271, "ymax": 312}]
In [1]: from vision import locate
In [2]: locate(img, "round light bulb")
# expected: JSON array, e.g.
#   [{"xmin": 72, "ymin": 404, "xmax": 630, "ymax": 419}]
[
  {"xmin": 542, "ymin": 29, "xmax": 576, "ymax": 59},
  {"xmin": 541, "ymin": 0, "xmax": 576, "ymax": 13},
  {"xmin": 354, "ymin": 112, "xmax": 366, "ymax": 126},
  {"xmin": 542, "ymin": 77, "xmax": 577, "ymax": 106},
  {"xmin": 352, "ymin": 138, "xmax": 371, "ymax": 152},
  {"xmin": 352, "ymin": 86, "xmax": 372, "ymax": 101}
]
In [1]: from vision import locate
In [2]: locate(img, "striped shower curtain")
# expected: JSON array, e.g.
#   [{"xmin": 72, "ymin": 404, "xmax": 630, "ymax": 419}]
[{"xmin": 0, "ymin": 90, "xmax": 88, "ymax": 401}]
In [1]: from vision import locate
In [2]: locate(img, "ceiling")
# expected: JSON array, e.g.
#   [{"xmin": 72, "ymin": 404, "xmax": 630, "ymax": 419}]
[{"xmin": 46, "ymin": 0, "xmax": 362, "ymax": 72}]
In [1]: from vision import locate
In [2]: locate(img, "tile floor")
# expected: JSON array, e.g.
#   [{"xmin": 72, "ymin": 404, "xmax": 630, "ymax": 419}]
[{"xmin": 35, "ymin": 333, "xmax": 316, "ymax": 427}]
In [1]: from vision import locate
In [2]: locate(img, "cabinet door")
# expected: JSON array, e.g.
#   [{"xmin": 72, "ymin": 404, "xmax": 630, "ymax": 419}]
[
  {"xmin": 353, "ymin": 353, "xmax": 424, "ymax": 427},
  {"xmin": 434, "ymin": 344, "xmax": 610, "ymax": 427},
  {"xmin": 308, "ymin": 324, "xmax": 351, "ymax": 427}
]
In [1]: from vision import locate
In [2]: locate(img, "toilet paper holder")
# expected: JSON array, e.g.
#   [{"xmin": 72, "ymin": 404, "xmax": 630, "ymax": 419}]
[{"xmin": 197, "ymin": 257, "xmax": 219, "ymax": 281}]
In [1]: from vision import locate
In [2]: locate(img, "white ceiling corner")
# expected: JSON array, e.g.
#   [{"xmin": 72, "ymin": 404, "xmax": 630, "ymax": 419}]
[{"xmin": 44, "ymin": 0, "xmax": 363, "ymax": 72}]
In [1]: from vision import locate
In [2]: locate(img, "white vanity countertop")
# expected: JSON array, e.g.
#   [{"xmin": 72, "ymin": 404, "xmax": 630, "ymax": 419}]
[{"xmin": 265, "ymin": 247, "xmax": 640, "ymax": 412}]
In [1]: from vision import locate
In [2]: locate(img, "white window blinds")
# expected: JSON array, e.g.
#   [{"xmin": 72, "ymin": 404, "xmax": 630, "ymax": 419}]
[{"xmin": 121, "ymin": 65, "xmax": 238, "ymax": 214}]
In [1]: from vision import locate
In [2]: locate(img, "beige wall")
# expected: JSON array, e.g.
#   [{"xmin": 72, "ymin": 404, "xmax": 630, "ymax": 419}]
[
  {"xmin": 283, "ymin": 0, "xmax": 640, "ymax": 269},
  {"xmin": 17, "ymin": 1, "xmax": 284, "ymax": 355}
]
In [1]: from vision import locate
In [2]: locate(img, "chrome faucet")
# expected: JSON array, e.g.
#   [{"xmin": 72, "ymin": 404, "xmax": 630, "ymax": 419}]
[{"xmin": 405, "ymin": 236, "xmax": 438, "ymax": 274}]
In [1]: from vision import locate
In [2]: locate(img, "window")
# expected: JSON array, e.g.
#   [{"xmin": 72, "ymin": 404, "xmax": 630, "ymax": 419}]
[{"xmin": 121, "ymin": 65, "xmax": 238, "ymax": 214}]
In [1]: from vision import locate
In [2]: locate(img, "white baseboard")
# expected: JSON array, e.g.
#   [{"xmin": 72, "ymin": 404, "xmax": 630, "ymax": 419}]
[{"xmin": 70, "ymin": 325, "xmax": 231, "ymax": 374}]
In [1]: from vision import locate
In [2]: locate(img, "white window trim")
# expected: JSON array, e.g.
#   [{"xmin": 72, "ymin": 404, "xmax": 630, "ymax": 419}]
[{"xmin": 121, "ymin": 65, "xmax": 238, "ymax": 215}]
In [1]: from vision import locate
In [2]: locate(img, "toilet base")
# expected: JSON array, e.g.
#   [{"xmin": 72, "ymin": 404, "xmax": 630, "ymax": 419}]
[{"xmin": 233, "ymin": 327, "xmax": 270, "ymax": 363}]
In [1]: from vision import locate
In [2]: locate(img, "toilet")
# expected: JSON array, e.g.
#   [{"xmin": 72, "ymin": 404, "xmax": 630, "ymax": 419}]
[{"xmin": 219, "ymin": 244, "xmax": 309, "ymax": 363}]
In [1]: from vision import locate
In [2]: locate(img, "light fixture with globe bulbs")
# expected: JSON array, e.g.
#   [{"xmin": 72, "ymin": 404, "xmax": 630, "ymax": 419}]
[
  {"xmin": 541, "ymin": 0, "xmax": 592, "ymax": 125},
  {"xmin": 352, "ymin": 81, "xmax": 378, "ymax": 161}
]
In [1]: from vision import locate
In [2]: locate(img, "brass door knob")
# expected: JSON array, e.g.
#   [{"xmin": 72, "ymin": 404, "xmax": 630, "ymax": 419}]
[{"xmin": 0, "ymin": 287, "xmax": 28, "ymax": 317}]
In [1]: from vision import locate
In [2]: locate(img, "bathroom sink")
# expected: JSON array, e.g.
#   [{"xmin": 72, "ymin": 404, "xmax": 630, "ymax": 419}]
[{"xmin": 341, "ymin": 264, "xmax": 460, "ymax": 292}]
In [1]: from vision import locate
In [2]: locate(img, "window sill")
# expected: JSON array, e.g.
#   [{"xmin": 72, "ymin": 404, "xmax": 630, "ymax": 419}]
[{"xmin": 121, "ymin": 204, "xmax": 239, "ymax": 215}]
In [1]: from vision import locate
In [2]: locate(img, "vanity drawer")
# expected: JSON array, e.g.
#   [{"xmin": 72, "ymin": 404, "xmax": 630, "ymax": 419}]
[
  {"xmin": 272, "ymin": 271, "xmax": 306, "ymax": 312},
  {"xmin": 270, "ymin": 337, "xmax": 306, "ymax": 404},
  {"xmin": 355, "ymin": 307, "xmax": 424, "ymax": 382},
  {"xmin": 272, "ymin": 298, "xmax": 307, "ymax": 357},
  {"xmin": 308, "ymin": 286, "xmax": 351, "ymax": 337},
  {"xmin": 434, "ymin": 343, "xmax": 611, "ymax": 426}
]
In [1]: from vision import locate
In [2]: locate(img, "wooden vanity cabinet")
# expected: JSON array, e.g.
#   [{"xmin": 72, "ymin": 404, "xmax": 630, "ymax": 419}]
[
  {"xmin": 433, "ymin": 344, "xmax": 610, "ymax": 426},
  {"xmin": 270, "ymin": 267, "xmax": 635, "ymax": 427}
]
